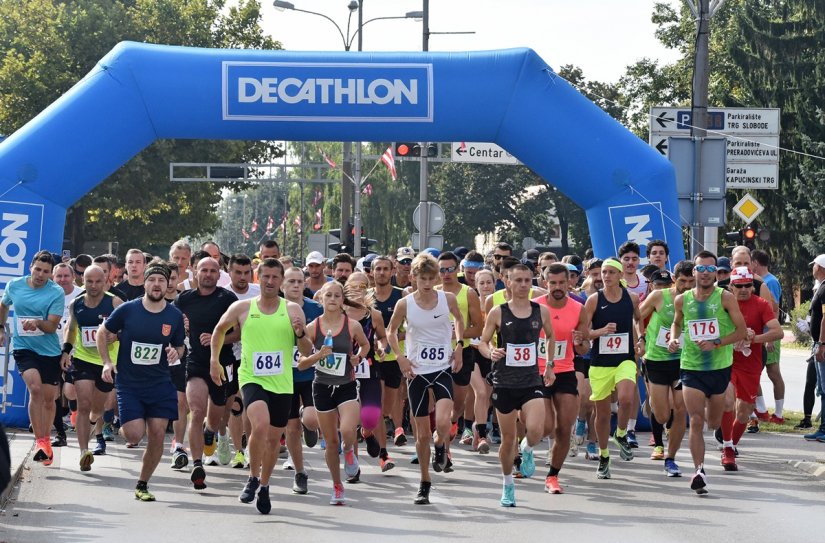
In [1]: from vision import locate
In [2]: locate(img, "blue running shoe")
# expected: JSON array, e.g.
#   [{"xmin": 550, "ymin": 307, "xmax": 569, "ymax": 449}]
[
  {"xmin": 585, "ymin": 441, "xmax": 599, "ymax": 460},
  {"xmin": 626, "ymin": 430, "xmax": 639, "ymax": 448},
  {"xmin": 500, "ymin": 483, "xmax": 516, "ymax": 507},
  {"xmin": 574, "ymin": 418, "xmax": 587, "ymax": 445},
  {"xmin": 804, "ymin": 428, "xmax": 825, "ymax": 441},
  {"xmin": 92, "ymin": 437, "xmax": 106, "ymax": 456},
  {"xmin": 664, "ymin": 458, "xmax": 682, "ymax": 477},
  {"xmin": 519, "ymin": 438, "xmax": 536, "ymax": 478}
]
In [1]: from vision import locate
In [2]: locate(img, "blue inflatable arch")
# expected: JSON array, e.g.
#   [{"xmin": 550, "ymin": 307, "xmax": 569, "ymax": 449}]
[{"xmin": 0, "ymin": 42, "xmax": 682, "ymax": 423}]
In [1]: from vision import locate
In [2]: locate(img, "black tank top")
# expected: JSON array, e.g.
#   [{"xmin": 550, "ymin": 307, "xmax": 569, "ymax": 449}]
[
  {"xmin": 591, "ymin": 289, "xmax": 634, "ymax": 368},
  {"xmin": 356, "ymin": 312, "xmax": 379, "ymax": 379},
  {"xmin": 491, "ymin": 302, "xmax": 543, "ymax": 388}
]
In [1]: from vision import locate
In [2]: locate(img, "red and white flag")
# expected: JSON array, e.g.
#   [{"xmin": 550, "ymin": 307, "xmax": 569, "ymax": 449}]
[
  {"xmin": 320, "ymin": 147, "xmax": 337, "ymax": 168},
  {"xmin": 313, "ymin": 188, "xmax": 323, "ymax": 207},
  {"xmin": 294, "ymin": 215, "xmax": 302, "ymax": 233},
  {"xmin": 265, "ymin": 215, "xmax": 274, "ymax": 233},
  {"xmin": 241, "ymin": 228, "xmax": 250, "ymax": 240},
  {"xmin": 362, "ymin": 183, "xmax": 373, "ymax": 196},
  {"xmin": 280, "ymin": 212, "xmax": 288, "ymax": 234},
  {"xmin": 381, "ymin": 146, "xmax": 397, "ymax": 180},
  {"xmin": 250, "ymin": 219, "xmax": 259, "ymax": 233},
  {"xmin": 313, "ymin": 209, "xmax": 323, "ymax": 230}
]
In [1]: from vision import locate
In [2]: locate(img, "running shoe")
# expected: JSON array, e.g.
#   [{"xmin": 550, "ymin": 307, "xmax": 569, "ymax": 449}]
[
  {"xmin": 746, "ymin": 419, "xmax": 759, "ymax": 433},
  {"xmin": 459, "ymin": 428, "xmax": 473, "ymax": 445},
  {"xmin": 574, "ymin": 418, "xmax": 586, "ymax": 445},
  {"xmin": 230, "ymin": 450, "xmax": 246, "ymax": 469},
  {"xmin": 444, "ymin": 454, "xmax": 454, "ymax": 473},
  {"xmin": 500, "ymin": 483, "xmax": 516, "ymax": 507},
  {"xmin": 217, "ymin": 434, "xmax": 231, "ymax": 465},
  {"xmin": 191, "ymin": 465, "xmax": 207, "ymax": 490},
  {"xmin": 432, "ymin": 444, "xmax": 447, "ymax": 473},
  {"xmin": 69, "ymin": 410, "xmax": 78, "ymax": 430},
  {"xmin": 33, "ymin": 438, "xmax": 48, "ymax": 462},
  {"xmin": 545, "ymin": 475, "xmax": 563, "ymax": 494},
  {"xmin": 134, "ymin": 487, "xmax": 156, "ymax": 502},
  {"xmin": 51, "ymin": 433, "xmax": 67, "ymax": 447},
  {"xmin": 794, "ymin": 418, "xmax": 813, "ymax": 430},
  {"xmin": 477, "ymin": 437, "xmax": 490, "ymax": 455},
  {"xmin": 490, "ymin": 427, "xmax": 502, "ymax": 445},
  {"xmin": 302, "ymin": 413, "xmax": 318, "ymax": 448},
  {"xmin": 568, "ymin": 439, "xmax": 579, "ymax": 458},
  {"xmin": 239, "ymin": 476, "xmax": 260, "ymax": 503},
  {"xmin": 169, "ymin": 439, "xmax": 178, "ymax": 454},
  {"xmin": 344, "ymin": 447, "xmax": 360, "ymax": 478},
  {"xmin": 803, "ymin": 428, "xmax": 825, "ymax": 441},
  {"xmin": 393, "ymin": 427, "xmax": 407, "ymax": 446},
  {"xmin": 282, "ymin": 454, "xmax": 295, "ymax": 470},
  {"xmin": 414, "ymin": 482, "xmax": 431, "ymax": 505},
  {"xmin": 585, "ymin": 442, "xmax": 599, "ymax": 461},
  {"xmin": 721, "ymin": 446, "xmax": 738, "ymax": 471},
  {"xmin": 102, "ymin": 422, "xmax": 115, "ymax": 442},
  {"xmin": 380, "ymin": 455, "xmax": 395, "ymax": 472},
  {"xmin": 330, "ymin": 483, "xmax": 346, "ymax": 505},
  {"xmin": 519, "ymin": 439, "xmax": 536, "ymax": 478},
  {"xmin": 172, "ymin": 448, "xmax": 189, "ymax": 470},
  {"xmin": 362, "ymin": 428, "xmax": 380, "ymax": 458},
  {"xmin": 714, "ymin": 427, "xmax": 723, "ymax": 446},
  {"xmin": 754, "ymin": 410, "xmax": 770, "ymax": 422},
  {"xmin": 203, "ymin": 429, "xmax": 217, "ymax": 457},
  {"xmin": 769, "ymin": 414, "xmax": 785, "ymax": 425},
  {"xmin": 42, "ymin": 441, "xmax": 54, "ymax": 466},
  {"xmin": 450, "ymin": 421, "xmax": 459, "ymax": 441},
  {"xmin": 664, "ymin": 458, "xmax": 682, "ymax": 477},
  {"xmin": 346, "ymin": 468, "xmax": 361, "ymax": 484},
  {"xmin": 691, "ymin": 466, "xmax": 708, "ymax": 494},
  {"xmin": 79, "ymin": 450, "xmax": 94, "ymax": 472},
  {"xmin": 650, "ymin": 446, "xmax": 665, "ymax": 460},
  {"xmin": 92, "ymin": 437, "xmax": 106, "ymax": 456},
  {"xmin": 597, "ymin": 455, "xmax": 611, "ymax": 479},
  {"xmin": 411, "ymin": 453, "xmax": 419, "ymax": 464},
  {"xmin": 256, "ymin": 486, "xmax": 271, "ymax": 515},
  {"xmin": 626, "ymin": 430, "xmax": 639, "ymax": 448},
  {"xmin": 293, "ymin": 472, "xmax": 309, "ymax": 495},
  {"xmin": 613, "ymin": 434, "xmax": 634, "ymax": 461},
  {"xmin": 204, "ymin": 454, "xmax": 218, "ymax": 467}
]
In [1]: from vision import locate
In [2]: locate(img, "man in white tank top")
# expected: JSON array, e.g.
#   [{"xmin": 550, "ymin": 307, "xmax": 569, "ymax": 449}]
[{"xmin": 387, "ymin": 254, "xmax": 464, "ymax": 506}]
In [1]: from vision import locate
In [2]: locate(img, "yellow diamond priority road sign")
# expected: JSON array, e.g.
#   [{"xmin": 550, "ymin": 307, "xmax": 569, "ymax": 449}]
[{"xmin": 732, "ymin": 193, "xmax": 764, "ymax": 223}]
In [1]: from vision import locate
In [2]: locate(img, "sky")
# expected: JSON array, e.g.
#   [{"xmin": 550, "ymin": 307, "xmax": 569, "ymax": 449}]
[{"xmin": 261, "ymin": 0, "xmax": 683, "ymax": 83}]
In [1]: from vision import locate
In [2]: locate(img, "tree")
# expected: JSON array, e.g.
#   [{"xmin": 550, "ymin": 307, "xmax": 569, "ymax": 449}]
[{"xmin": 0, "ymin": 0, "xmax": 282, "ymax": 255}]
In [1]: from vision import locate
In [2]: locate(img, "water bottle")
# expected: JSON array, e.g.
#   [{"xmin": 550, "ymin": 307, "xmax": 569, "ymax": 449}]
[{"xmin": 324, "ymin": 330, "xmax": 334, "ymax": 367}]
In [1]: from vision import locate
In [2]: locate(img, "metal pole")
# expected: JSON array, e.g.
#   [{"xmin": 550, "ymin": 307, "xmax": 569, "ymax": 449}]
[
  {"xmin": 352, "ymin": 0, "xmax": 364, "ymax": 257},
  {"xmin": 690, "ymin": 0, "xmax": 712, "ymax": 257},
  {"xmin": 300, "ymin": 181, "xmax": 305, "ymax": 259},
  {"xmin": 417, "ymin": 0, "xmax": 430, "ymax": 253}
]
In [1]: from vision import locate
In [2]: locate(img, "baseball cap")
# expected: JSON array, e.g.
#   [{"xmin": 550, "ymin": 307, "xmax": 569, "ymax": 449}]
[
  {"xmin": 651, "ymin": 269, "xmax": 674, "ymax": 284},
  {"xmin": 730, "ymin": 266, "xmax": 754, "ymax": 284},
  {"xmin": 363, "ymin": 253, "xmax": 377, "ymax": 270},
  {"xmin": 717, "ymin": 256, "xmax": 731, "ymax": 272},
  {"xmin": 396, "ymin": 247, "xmax": 415, "ymax": 261},
  {"xmin": 523, "ymin": 249, "xmax": 541, "ymax": 262},
  {"xmin": 564, "ymin": 263, "xmax": 579, "ymax": 274},
  {"xmin": 520, "ymin": 259, "xmax": 536, "ymax": 273},
  {"xmin": 810, "ymin": 255, "xmax": 825, "ymax": 267},
  {"xmin": 453, "ymin": 246, "xmax": 469, "ymax": 259},
  {"xmin": 423, "ymin": 247, "xmax": 441, "ymax": 258},
  {"xmin": 305, "ymin": 251, "xmax": 325, "ymax": 265},
  {"xmin": 355, "ymin": 257, "xmax": 366, "ymax": 272}
]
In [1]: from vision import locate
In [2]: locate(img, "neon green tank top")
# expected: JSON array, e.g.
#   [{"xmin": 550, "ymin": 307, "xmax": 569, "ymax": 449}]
[
  {"xmin": 644, "ymin": 289, "xmax": 679, "ymax": 362},
  {"xmin": 437, "ymin": 284, "xmax": 470, "ymax": 348},
  {"xmin": 680, "ymin": 288, "xmax": 734, "ymax": 371},
  {"xmin": 240, "ymin": 298, "xmax": 295, "ymax": 394}
]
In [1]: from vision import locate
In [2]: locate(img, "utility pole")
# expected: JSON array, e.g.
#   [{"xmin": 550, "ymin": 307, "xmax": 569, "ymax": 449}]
[
  {"xmin": 417, "ymin": 0, "xmax": 430, "ymax": 254},
  {"xmin": 352, "ymin": 0, "xmax": 365, "ymax": 257}
]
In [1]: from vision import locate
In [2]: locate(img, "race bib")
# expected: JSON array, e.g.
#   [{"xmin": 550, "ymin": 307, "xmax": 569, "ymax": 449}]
[
  {"xmin": 130, "ymin": 342, "xmax": 162, "ymax": 365},
  {"xmin": 469, "ymin": 337, "xmax": 481, "ymax": 347},
  {"xmin": 505, "ymin": 343, "xmax": 536, "ymax": 367},
  {"xmin": 599, "ymin": 333, "xmax": 629, "ymax": 355},
  {"xmin": 553, "ymin": 340, "xmax": 567, "ymax": 361},
  {"xmin": 80, "ymin": 326, "xmax": 98, "ymax": 348},
  {"xmin": 291, "ymin": 346, "xmax": 301, "ymax": 369},
  {"xmin": 538, "ymin": 337, "xmax": 547, "ymax": 358},
  {"xmin": 15, "ymin": 315, "xmax": 44, "ymax": 337},
  {"xmin": 687, "ymin": 318, "xmax": 720, "ymax": 342},
  {"xmin": 253, "ymin": 351, "xmax": 284, "ymax": 376},
  {"xmin": 416, "ymin": 343, "xmax": 450, "ymax": 366},
  {"xmin": 354, "ymin": 358, "xmax": 370, "ymax": 379},
  {"xmin": 316, "ymin": 352, "xmax": 348, "ymax": 376},
  {"xmin": 655, "ymin": 326, "xmax": 672, "ymax": 348},
  {"xmin": 225, "ymin": 363, "xmax": 234, "ymax": 382}
]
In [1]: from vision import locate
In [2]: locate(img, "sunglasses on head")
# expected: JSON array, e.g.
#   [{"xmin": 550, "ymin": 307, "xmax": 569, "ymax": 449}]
[
  {"xmin": 695, "ymin": 265, "xmax": 718, "ymax": 273},
  {"xmin": 732, "ymin": 282, "xmax": 753, "ymax": 289},
  {"xmin": 439, "ymin": 265, "xmax": 457, "ymax": 274}
]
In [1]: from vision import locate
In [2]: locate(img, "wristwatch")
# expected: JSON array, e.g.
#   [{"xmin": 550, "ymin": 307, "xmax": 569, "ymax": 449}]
[
  {"xmin": 713, "ymin": 338, "xmax": 722, "ymax": 347},
  {"xmin": 456, "ymin": 340, "xmax": 465, "ymax": 348}
]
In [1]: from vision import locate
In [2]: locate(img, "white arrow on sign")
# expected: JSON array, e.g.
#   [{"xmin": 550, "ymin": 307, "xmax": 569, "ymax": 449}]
[{"xmin": 451, "ymin": 142, "xmax": 520, "ymax": 165}]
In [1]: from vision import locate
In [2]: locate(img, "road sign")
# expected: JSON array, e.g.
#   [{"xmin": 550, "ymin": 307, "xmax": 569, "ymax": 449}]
[
  {"xmin": 732, "ymin": 193, "xmax": 765, "ymax": 223},
  {"xmin": 413, "ymin": 202, "xmax": 445, "ymax": 234},
  {"xmin": 410, "ymin": 234, "xmax": 444, "ymax": 251},
  {"xmin": 668, "ymin": 137, "xmax": 727, "ymax": 227},
  {"xmin": 726, "ymin": 163, "xmax": 779, "ymax": 190},
  {"xmin": 651, "ymin": 135, "xmax": 779, "ymax": 164},
  {"xmin": 450, "ymin": 142, "xmax": 520, "ymax": 165},
  {"xmin": 650, "ymin": 107, "xmax": 780, "ymax": 136}
]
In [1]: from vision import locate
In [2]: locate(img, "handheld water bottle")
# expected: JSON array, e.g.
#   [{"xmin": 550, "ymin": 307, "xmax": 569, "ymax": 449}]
[{"xmin": 324, "ymin": 330, "xmax": 334, "ymax": 366}]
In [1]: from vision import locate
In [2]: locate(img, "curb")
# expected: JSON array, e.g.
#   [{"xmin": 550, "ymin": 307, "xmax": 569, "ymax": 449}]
[
  {"xmin": 787, "ymin": 459, "xmax": 825, "ymax": 479},
  {"xmin": 1, "ymin": 434, "xmax": 34, "ymax": 506}
]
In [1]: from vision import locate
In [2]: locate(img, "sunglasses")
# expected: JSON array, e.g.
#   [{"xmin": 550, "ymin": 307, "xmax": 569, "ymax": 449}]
[
  {"xmin": 492, "ymin": 254, "xmax": 506, "ymax": 260},
  {"xmin": 439, "ymin": 266, "xmax": 457, "ymax": 274},
  {"xmin": 398, "ymin": 259, "xmax": 412, "ymax": 265},
  {"xmin": 732, "ymin": 283, "xmax": 753, "ymax": 289},
  {"xmin": 695, "ymin": 265, "xmax": 718, "ymax": 273}
]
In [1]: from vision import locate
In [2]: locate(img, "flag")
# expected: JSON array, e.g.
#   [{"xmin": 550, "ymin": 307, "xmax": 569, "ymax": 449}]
[
  {"xmin": 381, "ymin": 146, "xmax": 397, "ymax": 180},
  {"xmin": 265, "ymin": 215, "xmax": 274, "ymax": 233},
  {"xmin": 280, "ymin": 212, "xmax": 288, "ymax": 234},
  {"xmin": 241, "ymin": 228, "xmax": 250, "ymax": 240},
  {"xmin": 313, "ymin": 188, "xmax": 323, "ymax": 207},
  {"xmin": 250, "ymin": 219, "xmax": 258, "ymax": 233},
  {"xmin": 313, "ymin": 208, "xmax": 323, "ymax": 230},
  {"xmin": 362, "ymin": 183, "xmax": 373, "ymax": 196},
  {"xmin": 320, "ymin": 147, "xmax": 337, "ymax": 168},
  {"xmin": 294, "ymin": 215, "xmax": 302, "ymax": 233}
]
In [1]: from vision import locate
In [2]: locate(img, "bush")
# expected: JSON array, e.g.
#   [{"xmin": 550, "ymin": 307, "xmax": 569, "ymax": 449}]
[{"xmin": 790, "ymin": 301, "xmax": 812, "ymax": 346}]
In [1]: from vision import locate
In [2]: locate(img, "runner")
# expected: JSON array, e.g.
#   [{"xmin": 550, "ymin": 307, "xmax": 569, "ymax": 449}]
[
  {"xmin": 98, "ymin": 262, "xmax": 186, "ymax": 501},
  {"xmin": 469, "ymin": 268, "xmax": 497, "ymax": 453},
  {"xmin": 169, "ymin": 240, "xmax": 193, "ymax": 288},
  {"xmin": 646, "ymin": 240, "xmax": 670, "ymax": 270},
  {"xmin": 457, "ymin": 250, "xmax": 484, "ymax": 290},
  {"xmin": 200, "ymin": 241, "xmax": 232, "ymax": 288},
  {"xmin": 535, "ymin": 263, "xmax": 590, "ymax": 494},
  {"xmin": 281, "ymin": 266, "xmax": 322, "ymax": 494},
  {"xmin": 297, "ymin": 280, "xmax": 370, "ymax": 505},
  {"xmin": 491, "ymin": 243, "xmax": 514, "ymax": 291},
  {"xmin": 163, "ymin": 263, "xmax": 189, "ymax": 468},
  {"xmin": 387, "ymin": 253, "xmax": 464, "ymax": 505},
  {"xmin": 332, "ymin": 253, "xmax": 355, "ymax": 285},
  {"xmin": 62, "ymin": 266, "xmax": 122, "ymax": 471},
  {"xmin": 479, "ymin": 263, "xmax": 554, "ymax": 506},
  {"xmin": 618, "ymin": 242, "xmax": 647, "ymax": 447},
  {"xmin": 750, "ymin": 249, "xmax": 785, "ymax": 423},
  {"xmin": 578, "ymin": 258, "xmax": 642, "ymax": 479},
  {"xmin": 174, "ymin": 257, "xmax": 238, "ymax": 489},
  {"xmin": 304, "ymin": 251, "xmax": 331, "ymax": 296},
  {"xmin": 638, "ymin": 262, "xmax": 693, "ymax": 477},
  {"xmin": 210, "ymin": 258, "xmax": 312, "ymax": 514},
  {"xmin": 573, "ymin": 259, "xmax": 602, "ymax": 460},
  {"xmin": 51, "ymin": 262, "xmax": 83, "ymax": 447},
  {"xmin": 115, "ymin": 249, "xmax": 147, "ymax": 301},
  {"xmin": 0, "ymin": 251, "xmax": 65, "ymax": 466},
  {"xmin": 668, "ymin": 251, "xmax": 746, "ymax": 494},
  {"xmin": 392, "ymin": 247, "xmax": 415, "ymax": 289},
  {"xmin": 719, "ymin": 266, "xmax": 782, "ymax": 470}
]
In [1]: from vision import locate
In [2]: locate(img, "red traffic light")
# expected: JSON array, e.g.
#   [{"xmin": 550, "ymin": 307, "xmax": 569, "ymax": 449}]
[
  {"xmin": 743, "ymin": 225, "xmax": 756, "ymax": 240},
  {"xmin": 396, "ymin": 143, "xmax": 411, "ymax": 156}
]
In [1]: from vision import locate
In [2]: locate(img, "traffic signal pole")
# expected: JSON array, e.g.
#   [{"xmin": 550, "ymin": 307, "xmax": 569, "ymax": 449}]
[{"xmin": 417, "ymin": 0, "xmax": 430, "ymax": 255}]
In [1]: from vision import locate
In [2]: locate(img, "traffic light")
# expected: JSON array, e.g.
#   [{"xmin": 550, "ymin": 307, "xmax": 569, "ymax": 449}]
[
  {"xmin": 725, "ymin": 230, "xmax": 743, "ymax": 245},
  {"xmin": 743, "ymin": 224, "xmax": 757, "ymax": 249},
  {"xmin": 394, "ymin": 142, "xmax": 438, "ymax": 158},
  {"xmin": 361, "ymin": 238, "xmax": 378, "ymax": 255},
  {"xmin": 328, "ymin": 228, "xmax": 349, "ymax": 254}
]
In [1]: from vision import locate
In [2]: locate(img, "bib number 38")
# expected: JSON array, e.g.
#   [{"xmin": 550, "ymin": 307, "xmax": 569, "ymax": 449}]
[{"xmin": 505, "ymin": 343, "xmax": 536, "ymax": 367}]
